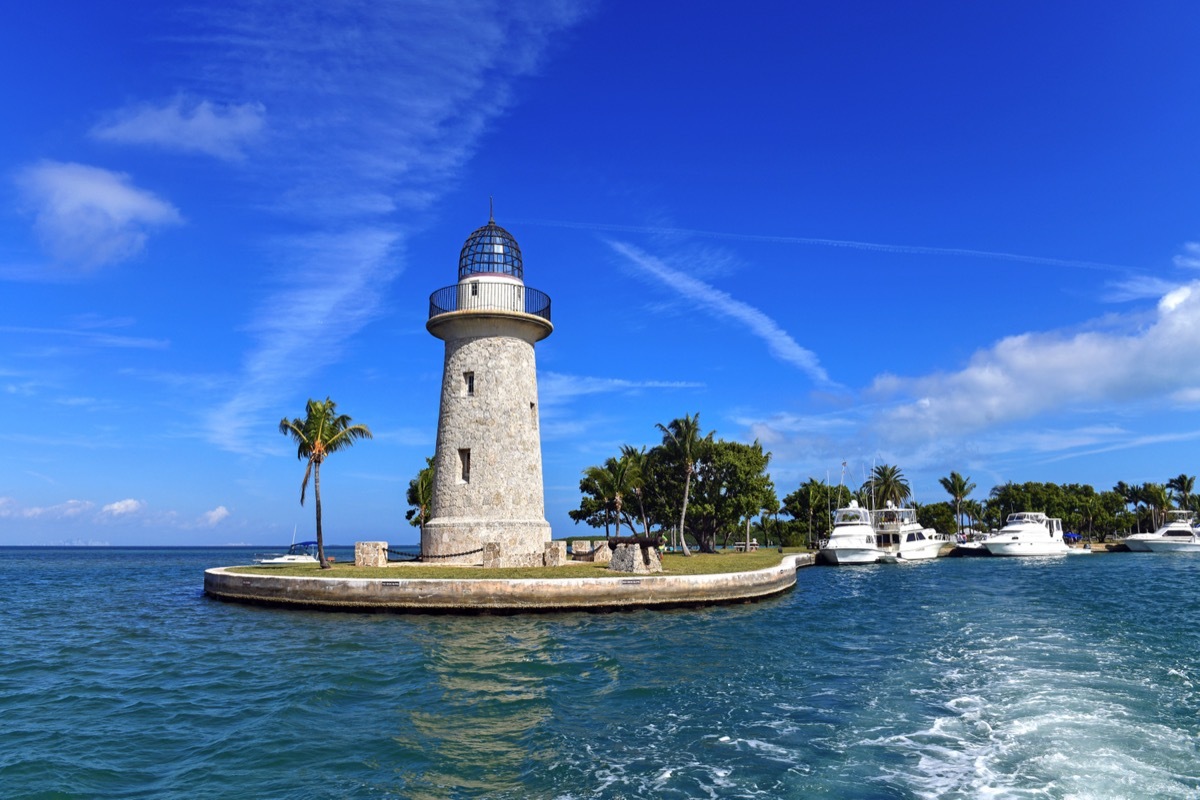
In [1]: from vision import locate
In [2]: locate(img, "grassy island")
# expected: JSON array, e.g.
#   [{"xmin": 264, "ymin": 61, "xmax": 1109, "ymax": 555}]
[{"xmin": 228, "ymin": 547, "xmax": 799, "ymax": 580}]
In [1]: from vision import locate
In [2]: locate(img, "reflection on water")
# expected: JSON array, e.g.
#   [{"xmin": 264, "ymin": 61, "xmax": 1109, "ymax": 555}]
[{"xmin": 393, "ymin": 619, "xmax": 555, "ymax": 798}]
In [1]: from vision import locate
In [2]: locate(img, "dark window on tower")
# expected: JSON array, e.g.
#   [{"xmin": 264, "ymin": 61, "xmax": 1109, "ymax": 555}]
[
  {"xmin": 470, "ymin": 281, "xmax": 479, "ymax": 296},
  {"xmin": 463, "ymin": 371, "xmax": 475, "ymax": 396},
  {"xmin": 530, "ymin": 401, "xmax": 537, "ymax": 429},
  {"xmin": 458, "ymin": 448, "xmax": 471, "ymax": 483}
]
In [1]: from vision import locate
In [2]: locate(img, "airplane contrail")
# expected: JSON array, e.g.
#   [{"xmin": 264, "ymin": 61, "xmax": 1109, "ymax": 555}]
[{"xmin": 512, "ymin": 218, "xmax": 1134, "ymax": 273}]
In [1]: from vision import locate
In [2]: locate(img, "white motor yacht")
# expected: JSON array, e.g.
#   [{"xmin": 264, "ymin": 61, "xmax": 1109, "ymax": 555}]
[
  {"xmin": 982, "ymin": 512, "xmax": 1070, "ymax": 557},
  {"xmin": 872, "ymin": 504, "xmax": 945, "ymax": 562},
  {"xmin": 1141, "ymin": 526, "xmax": 1200, "ymax": 553},
  {"xmin": 820, "ymin": 501, "xmax": 883, "ymax": 564},
  {"xmin": 1125, "ymin": 510, "xmax": 1195, "ymax": 552},
  {"xmin": 255, "ymin": 540, "xmax": 320, "ymax": 565}
]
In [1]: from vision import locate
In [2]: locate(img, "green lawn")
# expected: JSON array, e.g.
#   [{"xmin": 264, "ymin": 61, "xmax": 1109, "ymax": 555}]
[{"xmin": 224, "ymin": 548, "xmax": 805, "ymax": 580}]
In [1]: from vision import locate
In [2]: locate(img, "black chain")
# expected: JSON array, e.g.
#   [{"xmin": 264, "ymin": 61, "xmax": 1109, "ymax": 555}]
[{"xmin": 383, "ymin": 546, "xmax": 485, "ymax": 563}]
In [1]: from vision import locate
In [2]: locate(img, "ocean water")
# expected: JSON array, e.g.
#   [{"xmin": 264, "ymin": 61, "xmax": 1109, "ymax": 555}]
[{"xmin": 1, "ymin": 548, "xmax": 1198, "ymax": 799}]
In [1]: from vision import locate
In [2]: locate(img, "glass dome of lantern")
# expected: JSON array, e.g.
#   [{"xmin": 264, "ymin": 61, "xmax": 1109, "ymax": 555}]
[{"xmin": 458, "ymin": 213, "xmax": 523, "ymax": 281}]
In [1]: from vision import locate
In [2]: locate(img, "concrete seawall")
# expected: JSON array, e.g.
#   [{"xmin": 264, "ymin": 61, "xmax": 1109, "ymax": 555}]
[{"xmin": 204, "ymin": 553, "xmax": 814, "ymax": 613}]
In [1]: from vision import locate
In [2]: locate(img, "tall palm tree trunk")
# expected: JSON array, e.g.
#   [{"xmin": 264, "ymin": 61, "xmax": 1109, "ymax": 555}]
[
  {"xmin": 314, "ymin": 463, "xmax": 329, "ymax": 568},
  {"xmin": 679, "ymin": 468, "xmax": 693, "ymax": 556}
]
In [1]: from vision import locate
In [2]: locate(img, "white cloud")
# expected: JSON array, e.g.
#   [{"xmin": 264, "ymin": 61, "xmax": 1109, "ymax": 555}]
[
  {"xmin": 186, "ymin": 2, "xmax": 590, "ymax": 453},
  {"xmin": 609, "ymin": 240, "xmax": 834, "ymax": 386},
  {"xmin": 871, "ymin": 279, "xmax": 1200, "ymax": 441},
  {"xmin": 0, "ymin": 324, "xmax": 167, "ymax": 350},
  {"xmin": 101, "ymin": 498, "xmax": 145, "ymax": 516},
  {"xmin": 203, "ymin": 506, "xmax": 230, "ymax": 526},
  {"xmin": 1160, "ymin": 285, "xmax": 1191, "ymax": 313},
  {"xmin": 205, "ymin": 227, "xmax": 400, "ymax": 453},
  {"xmin": 1104, "ymin": 275, "xmax": 1179, "ymax": 303},
  {"xmin": 539, "ymin": 372, "xmax": 705, "ymax": 406},
  {"xmin": 16, "ymin": 161, "xmax": 183, "ymax": 269},
  {"xmin": 91, "ymin": 96, "xmax": 265, "ymax": 160},
  {"xmin": 0, "ymin": 498, "xmax": 95, "ymax": 519},
  {"xmin": 1174, "ymin": 242, "xmax": 1200, "ymax": 270}
]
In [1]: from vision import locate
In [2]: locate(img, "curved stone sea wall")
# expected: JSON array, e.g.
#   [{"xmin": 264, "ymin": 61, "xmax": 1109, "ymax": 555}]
[{"xmin": 204, "ymin": 554, "xmax": 813, "ymax": 614}]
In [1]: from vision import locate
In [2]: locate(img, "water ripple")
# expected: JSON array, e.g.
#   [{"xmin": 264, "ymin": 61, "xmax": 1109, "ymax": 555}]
[{"xmin": 2, "ymin": 548, "xmax": 1199, "ymax": 798}]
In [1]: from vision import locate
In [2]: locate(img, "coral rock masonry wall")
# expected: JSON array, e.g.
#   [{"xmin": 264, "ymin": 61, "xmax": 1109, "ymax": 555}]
[
  {"xmin": 424, "ymin": 313, "xmax": 553, "ymax": 568},
  {"xmin": 608, "ymin": 543, "xmax": 663, "ymax": 574},
  {"xmin": 355, "ymin": 541, "xmax": 389, "ymax": 568}
]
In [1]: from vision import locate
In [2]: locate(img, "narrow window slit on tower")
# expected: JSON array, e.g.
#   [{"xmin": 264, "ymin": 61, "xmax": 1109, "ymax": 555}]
[
  {"xmin": 463, "ymin": 371, "xmax": 475, "ymax": 396},
  {"xmin": 530, "ymin": 401, "xmax": 537, "ymax": 429},
  {"xmin": 458, "ymin": 448, "xmax": 471, "ymax": 483}
]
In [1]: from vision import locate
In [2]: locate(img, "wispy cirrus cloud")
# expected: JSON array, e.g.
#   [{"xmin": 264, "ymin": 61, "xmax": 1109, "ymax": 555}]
[
  {"xmin": 179, "ymin": 1, "xmax": 590, "ymax": 453},
  {"xmin": 608, "ymin": 240, "xmax": 834, "ymax": 387},
  {"xmin": 0, "ymin": 498, "xmax": 95, "ymax": 519},
  {"xmin": 0, "ymin": 323, "xmax": 167, "ymax": 350},
  {"xmin": 1173, "ymin": 241, "xmax": 1200, "ymax": 270},
  {"xmin": 522, "ymin": 218, "xmax": 1136, "ymax": 274},
  {"xmin": 539, "ymin": 372, "xmax": 705, "ymax": 406},
  {"xmin": 206, "ymin": 227, "xmax": 400, "ymax": 451},
  {"xmin": 91, "ymin": 96, "xmax": 266, "ymax": 160},
  {"xmin": 15, "ymin": 161, "xmax": 182, "ymax": 270}
]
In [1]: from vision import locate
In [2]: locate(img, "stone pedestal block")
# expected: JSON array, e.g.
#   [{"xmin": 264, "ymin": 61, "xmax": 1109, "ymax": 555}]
[
  {"xmin": 355, "ymin": 541, "xmax": 389, "ymax": 568},
  {"xmin": 571, "ymin": 539, "xmax": 593, "ymax": 557},
  {"xmin": 607, "ymin": 543, "xmax": 662, "ymax": 574},
  {"xmin": 544, "ymin": 540, "xmax": 567, "ymax": 567},
  {"xmin": 591, "ymin": 541, "xmax": 612, "ymax": 565},
  {"xmin": 482, "ymin": 542, "xmax": 503, "ymax": 569}
]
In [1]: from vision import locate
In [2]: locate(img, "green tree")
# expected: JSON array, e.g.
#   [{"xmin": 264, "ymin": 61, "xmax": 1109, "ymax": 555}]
[
  {"xmin": 917, "ymin": 501, "xmax": 957, "ymax": 534},
  {"xmin": 938, "ymin": 471, "xmax": 976, "ymax": 535},
  {"xmin": 405, "ymin": 456, "xmax": 435, "ymax": 542},
  {"xmin": 1140, "ymin": 483, "xmax": 1169, "ymax": 530},
  {"xmin": 580, "ymin": 455, "xmax": 640, "ymax": 538},
  {"xmin": 620, "ymin": 444, "xmax": 652, "ymax": 536},
  {"xmin": 693, "ymin": 439, "xmax": 775, "ymax": 552},
  {"xmin": 278, "ymin": 397, "xmax": 372, "ymax": 569},
  {"xmin": 655, "ymin": 413, "xmax": 712, "ymax": 556},
  {"xmin": 863, "ymin": 463, "xmax": 911, "ymax": 508},
  {"xmin": 569, "ymin": 470, "xmax": 611, "ymax": 534},
  {"xmin": 782, "ymin": 478, "xmax": 853, "ymax": 548},
  {"xmin": 1167, "ymin": 474, "xmax": 1195, "ymax": 510}
]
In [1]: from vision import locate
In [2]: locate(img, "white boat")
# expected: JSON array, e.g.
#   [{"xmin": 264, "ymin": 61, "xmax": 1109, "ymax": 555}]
[
  {"xmin": 1141, "ymin": 526, "xmax": 1200, "ymax": 553},
  {"xmin": 981, "ymin": 512, "xmax": 1070, "ymax": 557},
  {"xmin": 872, "ymin": 504, "xmax": 945, "ymax": 562},
  {"xmin": 820, "ymin": 501, "xmax": 883, "ymax": 564},
  {"xmin": 1125, "ymin": 510, "xmax": 1195, "ymax": 552},
  {"xmin": 254, "ymin": 540, "xmax": 320, "ymax": 565}
]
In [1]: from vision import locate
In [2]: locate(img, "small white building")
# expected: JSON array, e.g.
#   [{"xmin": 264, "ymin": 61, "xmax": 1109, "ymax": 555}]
[{"xmin": 421, "ymin": 215, "xmax": 554, "ymax": 567}]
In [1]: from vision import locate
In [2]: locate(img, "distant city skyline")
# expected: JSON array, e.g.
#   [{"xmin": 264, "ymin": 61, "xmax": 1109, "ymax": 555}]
[{"xmin": 4, "ymin": 2, "xmax": 1200, "ymax": 545}]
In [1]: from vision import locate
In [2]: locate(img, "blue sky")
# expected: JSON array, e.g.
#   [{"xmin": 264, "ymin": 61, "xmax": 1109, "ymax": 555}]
[{"xmin": 4, "ymin": 1, "xmax": 1200, "ymax": 546}]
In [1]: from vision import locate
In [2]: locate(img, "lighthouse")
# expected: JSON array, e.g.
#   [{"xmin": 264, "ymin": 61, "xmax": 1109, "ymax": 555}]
[{"xmin": 422, "ymin": 213, "xmax": 554, "ymax": 566}]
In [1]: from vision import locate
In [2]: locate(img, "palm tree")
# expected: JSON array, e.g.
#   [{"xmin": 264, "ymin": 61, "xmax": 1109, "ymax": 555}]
[
  {"xmin": 938, "ymin": 471, "xmax": 976, "ymax": 535},
  {"xmin": 1141, "ymin": 483, "xmax": 1170, "ymax": 530},
  {"xmin": 405, "ymin": 457, "xmax": 435, "ymax": 543},
  {"xmin": 279, "ymin": 397, "xmax": 372, "ymax": 568},
  {"xmin": 655, "ymin": 413, "xmax": 712, "ymax": 557},
  {"xmin": 582, "ymin": 455, "xmax": 637, "ymax": 538},
  {"xmin": 619, "ymin": 445, "xmax": 651, "ymax": 536},
  {"xmin": 864, "ymin": 464, "xmax": 911, "ymax": 509},
  {"xmin": 1167, "ymin": 474, "xmax": 1195, "ymax": 510}
]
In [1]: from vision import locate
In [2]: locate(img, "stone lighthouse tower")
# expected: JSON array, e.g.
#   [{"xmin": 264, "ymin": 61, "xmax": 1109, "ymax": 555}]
[{"xmin": 422, "ymin": 213, "xmax": 553, "ymax": 566}]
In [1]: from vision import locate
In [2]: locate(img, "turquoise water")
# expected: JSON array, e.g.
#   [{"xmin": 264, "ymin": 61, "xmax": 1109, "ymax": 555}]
[{"xmin": 1, "ymin": 548, "xmax": 1198, "ymax": 799}]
